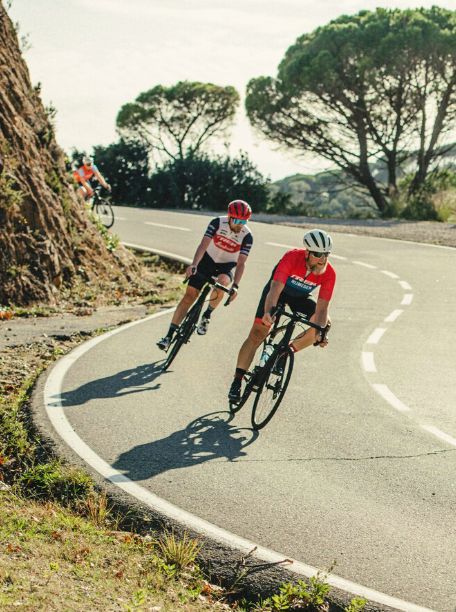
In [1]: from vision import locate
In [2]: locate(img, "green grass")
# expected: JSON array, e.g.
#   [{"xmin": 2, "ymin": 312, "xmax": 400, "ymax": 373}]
[{"xmin": 0, "ymin": 489, "xmax": 226, "ymax": 611}]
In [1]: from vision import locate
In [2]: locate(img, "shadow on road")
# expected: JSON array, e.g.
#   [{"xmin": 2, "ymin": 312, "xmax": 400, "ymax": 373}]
[
  {"xmin": 112, "ymin": 411, "xmax": 258, "ymax": 480},
  {"xmin": 57, "ymin": 360, "xmax": 165, "ymax": 407}
]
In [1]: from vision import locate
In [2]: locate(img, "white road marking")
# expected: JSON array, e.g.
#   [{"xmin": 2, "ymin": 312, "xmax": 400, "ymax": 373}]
[
  {"xmin": 421, "ymin": 425, "xmax": 456, "ymax": 448},
  {"xmin": 372, "ymin": 384, "xmax": 411, "ymax": 412},
  {"xmin": 353, "ymin": 260, "xmax": 377, "ymax": 269},
  {"xmin": 329, "ymin": 254, "xmax": 347, "ymax": 260},
  {"xmin": 362, "ymin": 352, "xmax": 376, "ymax": 372},
  {"xmin": 42, "ymin": 314, "xmax": 433, "ymax": 612},
  {"xmin": 145, "ymin": 222, "xmax": 191, "ymax": 231},
  {"xmin": 399, "ymin": 280, "xmax": 412, "ymax": 290},
  {"xmin": 367, "ymin": 328, "xmax": 387, "ymax": 344},
  {"xmin": 401, "ymin": 294, "xmax": 414, "ymax": 305},
  {"xmin": 122, "ymin": 242, "xmax": 192, "ymax": 266},
  {"xmin": 384, "ymin": 309, "xmax": 403, "ymax": 323},
  {"xmin": 381, "ymin": 270, "xmax": 399, "ymax": 279},
  {"xmin": 266, "ymin": 241, "xmax": 295, "ymax": 249}
]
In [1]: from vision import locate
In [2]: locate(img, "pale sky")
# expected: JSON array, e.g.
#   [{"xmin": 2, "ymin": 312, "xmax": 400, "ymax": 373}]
[{"xmin": 7, "ymin": 0, "xmax": 455, "ymax": 180}]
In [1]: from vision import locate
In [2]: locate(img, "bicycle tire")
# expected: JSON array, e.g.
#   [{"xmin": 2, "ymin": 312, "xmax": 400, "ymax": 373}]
[
  {"xmin": 93, "ymin": 199, "xmax": 114, "ymax": 229},
  {"xmin": 162, "ymin": 308, "xmax": 199, "ymax": 371},
  {"xmin": 162, "ymin": 332, "xmax": 185, "ymax": 371},
  {"xmin": 229, "ymin": 370, "xmax": 257, "ymax": 414},
  {"xmin": 251, "ymin": 348, "xmax": 294, "ymax": 430}
]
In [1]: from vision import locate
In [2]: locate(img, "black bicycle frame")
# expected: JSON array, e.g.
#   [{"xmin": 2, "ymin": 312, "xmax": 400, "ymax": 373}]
[
  {"xmin": 162, "ymin": 272, "xmax": 232, "ymax": 370},
  {"xmin": 269, "ymin": 304, "xmax": 327, "ymax": 346},
  {"xmin": 249, "ymin": 305, "xmax": 325, "ymax": 389}
]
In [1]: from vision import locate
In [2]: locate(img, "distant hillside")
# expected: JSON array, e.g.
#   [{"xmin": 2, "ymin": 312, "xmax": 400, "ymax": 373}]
[
  {"xmin": 271, "ymin": 145, "xmax": 456, "ymax": 219},
  {"xmin": 270, "ymin": 170, "xmax": 377, "ymax": 219}
]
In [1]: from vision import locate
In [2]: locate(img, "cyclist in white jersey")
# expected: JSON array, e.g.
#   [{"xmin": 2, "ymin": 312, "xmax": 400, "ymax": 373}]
[{"xmin": 157, "ymin": 200, "xmax": 253, "ymax": 350}]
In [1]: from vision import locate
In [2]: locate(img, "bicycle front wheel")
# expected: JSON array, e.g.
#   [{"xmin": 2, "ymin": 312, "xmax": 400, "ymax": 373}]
[
  {"xmin": 93, "ymin": 199, "xmax": 114, "ymax": 228},
  {"xmin": 162, "ymin": 332, "xmax": 185, "ymax": 371},
  {"xmin": 251, "ymin": 349, "xmax": 294, "ymax": 430},
  {"xmin": 162, "ymin": 310, "xmax": 198, "ymax": 371},
  {"xmin": 229, "ymin": 369, "xmax": 257, "ymax": 414}
]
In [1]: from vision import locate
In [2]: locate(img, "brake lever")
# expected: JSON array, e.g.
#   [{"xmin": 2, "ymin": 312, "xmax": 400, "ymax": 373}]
[
  {"xmin": 224, "ymin": 287, "xmax": 236, "ymax": 306},
  {"xmin": 313, "ymin": 323, "xmax": 329, "ymax": 346}
]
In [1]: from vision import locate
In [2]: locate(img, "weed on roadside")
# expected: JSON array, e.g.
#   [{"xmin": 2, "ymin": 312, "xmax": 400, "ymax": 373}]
[{"xmin": 157, "ymin": 530, "xmax": 201, "ymax": 572}]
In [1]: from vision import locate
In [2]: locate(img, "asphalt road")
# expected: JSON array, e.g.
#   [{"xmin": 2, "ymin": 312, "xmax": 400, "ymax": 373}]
[{"xmin": 49, "ymin": 208, "xmax": 456, "ymax": 611}]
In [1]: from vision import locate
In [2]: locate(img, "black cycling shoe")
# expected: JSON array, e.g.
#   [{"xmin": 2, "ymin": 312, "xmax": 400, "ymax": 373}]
[{"xmin": 228, "ymin": 378, "xmax": 242, "ymax": 403}]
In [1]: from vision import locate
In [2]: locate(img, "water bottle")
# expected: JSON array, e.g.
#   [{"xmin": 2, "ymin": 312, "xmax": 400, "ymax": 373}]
[{"xmin": 259, "ymin": 344, "xmax": 274, "ymax": 368}]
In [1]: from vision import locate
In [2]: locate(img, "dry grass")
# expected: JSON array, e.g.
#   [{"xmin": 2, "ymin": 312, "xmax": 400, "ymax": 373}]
[
  {"xmin": 0, "ymin": 490, "xmax": 230, "ymax": 611},
  {"xmin": 7, "ymin": 252, "xmax": 186, "ymax": 316},
  {"xmin": 432, "ymin": 189, "xmax": 456, "ymax": 223}
]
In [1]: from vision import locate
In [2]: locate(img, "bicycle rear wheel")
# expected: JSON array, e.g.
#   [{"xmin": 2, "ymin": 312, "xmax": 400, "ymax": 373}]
[
  {"xmin": 251, "ymin": 348, "xmax": 294, "ymax": 430},
  {"xmin": 93, "ymin": 199, "xmax": 114, "ymax": 228}
]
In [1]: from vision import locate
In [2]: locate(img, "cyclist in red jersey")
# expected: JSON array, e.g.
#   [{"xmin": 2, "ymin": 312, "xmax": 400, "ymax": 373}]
[
  {"xmin": 228, "ymin": 228, "xmax": 336, "ymax": 403},
  {"xmin": 73, "ymin": 156, "xmax": 111, "ymax": 202}
]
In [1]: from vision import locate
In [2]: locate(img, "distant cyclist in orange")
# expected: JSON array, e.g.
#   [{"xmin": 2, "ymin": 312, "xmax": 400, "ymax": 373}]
[{"xmin": 73, "ymin": 156, "xmax": 111, "ymax": 202}]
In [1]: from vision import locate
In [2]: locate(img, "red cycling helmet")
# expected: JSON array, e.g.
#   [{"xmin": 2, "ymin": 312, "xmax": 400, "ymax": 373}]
[{"xmin": 227, "ymin": 200, "xmax": 252, "ymax": 220}]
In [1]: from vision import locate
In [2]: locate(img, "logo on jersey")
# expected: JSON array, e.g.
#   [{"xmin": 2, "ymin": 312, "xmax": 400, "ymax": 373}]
[
  {"xmin": 285, "ymin": 275, "xmax": 317, "ymax": 294},
  {"xmin": 213, "ymin": 234, "xmax": 241, "ymax": 253}
]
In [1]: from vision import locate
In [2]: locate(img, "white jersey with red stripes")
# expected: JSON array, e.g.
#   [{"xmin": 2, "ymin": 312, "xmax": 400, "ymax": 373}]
[{"xmin": 204, "ymin": 216, "xmax": 253, "ymax": 264}]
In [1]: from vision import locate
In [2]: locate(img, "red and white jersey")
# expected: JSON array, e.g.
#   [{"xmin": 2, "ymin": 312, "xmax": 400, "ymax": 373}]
[{"xmin": 204, "ymin": 216, "xmax": 253, "ymax": 264}]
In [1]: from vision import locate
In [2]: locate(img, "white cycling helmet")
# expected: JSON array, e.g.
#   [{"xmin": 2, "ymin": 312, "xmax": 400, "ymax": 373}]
[
  {"xmin": 83, "ymin": 156, "xmax": 93, "ymax": 165},
  {"xmin": 303, "ymin": 229, "xmax": 333, "ymax": 253}
]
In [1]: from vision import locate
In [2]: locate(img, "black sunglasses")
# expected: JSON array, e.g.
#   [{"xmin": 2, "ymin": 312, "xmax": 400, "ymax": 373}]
[{"xmin": 309, "ymin": 251, "xmax": 330, "ymax": 258}]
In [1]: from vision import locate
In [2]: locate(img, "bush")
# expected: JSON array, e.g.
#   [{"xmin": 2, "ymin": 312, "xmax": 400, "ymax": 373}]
[
  {"xmin": 148, "ymin": 152, "xmax": 270, "ymax": 212},
  {"xmin": 19, "ymin": 461, "xmax": 93, "ymax": 506},
  {"xmin": 432, "ymin": 189, "xmax": 456, "ymax": 222},
  {"xmin": 400, "ymin": 190, "xmax": 438, "ymax": 220},
  {"xmin": 399, "ymin": 168, "xmax": 456, "ymax": 221}
]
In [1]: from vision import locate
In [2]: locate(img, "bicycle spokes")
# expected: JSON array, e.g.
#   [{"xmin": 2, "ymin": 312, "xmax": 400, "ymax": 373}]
[{"xmin": 251, "ymin": 350, "xmax": 294, "ymax": 430}]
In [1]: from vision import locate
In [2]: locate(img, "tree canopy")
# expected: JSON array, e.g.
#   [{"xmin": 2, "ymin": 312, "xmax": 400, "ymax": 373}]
[
  {"xmin": 148, "ymin": 152, "xmax": 269, "ymax": 212},
  {"xmin": 246, "ymin": 7, "xmax": 456, "ymax": 215},
  {"xmin": 116, "ymin": 81, "xmax": 240, "ymax": 163}
]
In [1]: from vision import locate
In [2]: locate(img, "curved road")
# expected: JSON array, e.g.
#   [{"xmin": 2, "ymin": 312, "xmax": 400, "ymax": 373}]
[{"xmin": 43, "ymin": 208, "xmax": 456, "ymax": 611}]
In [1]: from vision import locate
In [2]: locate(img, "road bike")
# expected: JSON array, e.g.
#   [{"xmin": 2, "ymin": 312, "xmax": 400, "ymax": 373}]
[
  {"xmin": 90, "ymin": 185, "xmax": 115, "ymax": 229},
  {"xmin": 162, "ymin": 273, "xmax": 232, "ymax": 371},
  {"xmin": 230, "ymin": 304, "xmax": 327, "ymax": 430}
]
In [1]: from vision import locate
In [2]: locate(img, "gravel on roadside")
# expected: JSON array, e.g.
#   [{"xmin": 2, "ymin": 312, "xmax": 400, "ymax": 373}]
[{"xmin": 254, "ymin": 213, "xmax": 456, "ymax": 249}]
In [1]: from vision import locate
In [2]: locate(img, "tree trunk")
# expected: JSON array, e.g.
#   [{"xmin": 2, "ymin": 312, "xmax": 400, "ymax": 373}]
[
  {"xmin": 355, "ymin": 110, "xmax": 389, "ymax": 215},
  {"xmin": 362, "ymin": 173, "xmax": 389, "ymax": 214},
  {"xmin": 0, "ymin": 3, "xmax": 138, "ymax": 306}
]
